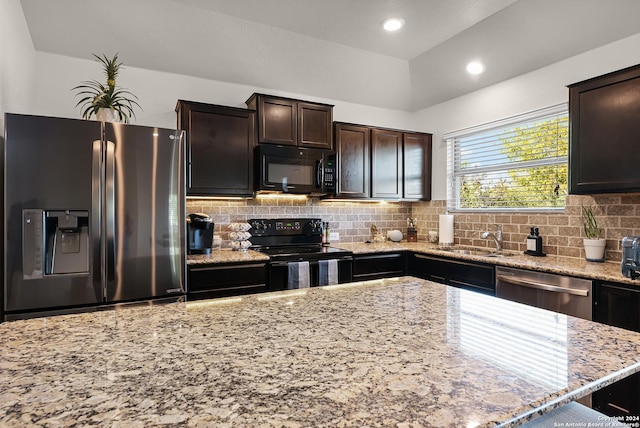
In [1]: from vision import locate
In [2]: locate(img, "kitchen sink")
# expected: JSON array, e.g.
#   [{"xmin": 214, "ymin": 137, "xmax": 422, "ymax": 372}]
[{"xmin": 437, "ymin": 246, "xmax": 515, "ymax": 258}]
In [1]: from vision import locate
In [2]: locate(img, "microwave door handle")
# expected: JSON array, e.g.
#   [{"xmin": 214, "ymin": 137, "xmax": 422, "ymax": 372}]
[{"xmin": 316, "ymin": 159, "xmax": 324, "ymax": 188}]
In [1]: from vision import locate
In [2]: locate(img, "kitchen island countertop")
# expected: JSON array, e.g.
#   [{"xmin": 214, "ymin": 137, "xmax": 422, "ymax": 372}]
[{"xmin": 1, "ymin": 276, "xmax": 639, "ymax": 427}]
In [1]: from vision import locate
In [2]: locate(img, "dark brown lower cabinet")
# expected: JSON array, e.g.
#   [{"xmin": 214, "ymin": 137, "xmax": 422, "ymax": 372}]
[
  {"xmin": 408, "ymin": 253, "xmax": 495, "ymax": 295},
  {"xmin": 592, "ymin": 281, "xmax": 640, "ymax": 416},
  {"xmin": 353, "ymin": 252, "xmax": 406, "ymax": 281},
  {"xmin": 187, "ymin": 262, "xmax": 268, "ymax": 300}
]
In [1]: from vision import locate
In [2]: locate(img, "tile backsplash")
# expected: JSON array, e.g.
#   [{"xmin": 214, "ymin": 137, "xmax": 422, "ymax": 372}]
[
  {"xmin": 188, "ymin": 194, "xmax": 638, "ymax": 261},
  {"xmin": 187, "ymin": 197, "xmax": 412, "ymax": 245},
  {"xmin": 412, "ymin": 194, "xmax": 640, "ymax": 262}
]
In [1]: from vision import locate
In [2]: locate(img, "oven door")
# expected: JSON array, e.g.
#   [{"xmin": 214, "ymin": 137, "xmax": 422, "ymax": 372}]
[
  {"xmin": 269, "ymin": 256, "xmax": 353, "ymax": 291},
  {"xmin": 257, "ymin": 144, "xmax": 332, "ymax": 194}
]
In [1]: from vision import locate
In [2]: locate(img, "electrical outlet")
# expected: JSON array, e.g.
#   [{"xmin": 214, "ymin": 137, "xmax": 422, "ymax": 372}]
[{"xmin": 329, "ymin": 232, "xmax": 340, "ymax": 241}]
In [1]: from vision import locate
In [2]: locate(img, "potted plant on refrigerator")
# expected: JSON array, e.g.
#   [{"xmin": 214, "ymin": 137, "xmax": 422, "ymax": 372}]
[
  {"xmin": 73, "ymin": 53, "xmax": 141, "ymax": 123},
  {"xmin": 581, "ymin": 204, "xmax": 606, "ymax": 262}
]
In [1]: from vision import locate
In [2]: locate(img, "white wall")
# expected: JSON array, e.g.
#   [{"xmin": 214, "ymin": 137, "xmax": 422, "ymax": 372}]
[
  {"xmin": 30, "ymin": 52, "xmax": 414, "ymax": 131},
  {"xmin": 413, "ymin": 32, "xmax": 640, "ymax": 200},
  {"xmin": 0, "ymin": 0, "xmax": 36, "ymax": 130}
]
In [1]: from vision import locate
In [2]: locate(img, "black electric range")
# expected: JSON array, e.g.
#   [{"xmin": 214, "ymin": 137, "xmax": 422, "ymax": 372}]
[{"xmin": 248, "ymin": 218, "xmax": 353, "ymax": 289}]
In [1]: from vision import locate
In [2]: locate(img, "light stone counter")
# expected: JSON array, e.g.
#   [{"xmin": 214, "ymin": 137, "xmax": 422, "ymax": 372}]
[
  {"xmin": 338, "ymin": 241, "xmax": 638, "ymax": 286},
  {"xmin": 187, "ymin": 249, "xmax": 270, "ymax": 265},
  {"xmin": 1, "ymin": 277, "xmax": 639, "ymax": 427}
]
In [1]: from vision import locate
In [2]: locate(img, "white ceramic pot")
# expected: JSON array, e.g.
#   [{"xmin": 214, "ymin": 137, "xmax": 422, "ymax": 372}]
[
  {"xmin": 96, "ymin": 108, "xmax": 119, "ymax": 122},
  {"xmin": 387, "ymin": 230, "xmax": 403, "ymax": 242},
  {"xmin": 583, "ymin": 238, "xmax": 606, "ymax": 262}
]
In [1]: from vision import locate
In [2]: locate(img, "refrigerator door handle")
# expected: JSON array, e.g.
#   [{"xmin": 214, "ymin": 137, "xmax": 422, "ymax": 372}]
[
  {"xmin": 105, "ymin": 140, "xmax": 116, "ymax": 283},
  {"xmin": 92, "ymin": 140, "xmax": 104, "ymax": 295}
]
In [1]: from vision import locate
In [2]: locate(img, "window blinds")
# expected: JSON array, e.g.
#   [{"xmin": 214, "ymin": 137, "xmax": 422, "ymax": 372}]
[{"xmin": 445, "ymin": 104, "xmax": 568, "ymax": 212}]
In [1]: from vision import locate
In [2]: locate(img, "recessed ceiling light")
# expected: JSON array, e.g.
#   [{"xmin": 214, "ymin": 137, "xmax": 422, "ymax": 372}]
[
  {"xmin": 466, "ymin": 61, "xmax": 485, "ymax": 75},
  {"xmin": 382, "ymin": 18, "xmax": 404, "ymax": 32}
]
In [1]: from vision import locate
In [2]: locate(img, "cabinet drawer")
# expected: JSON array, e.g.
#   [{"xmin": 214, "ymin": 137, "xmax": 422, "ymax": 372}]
[
  {"xmin": 188, "ymin": 263, "xmax": 267, "ymax": 298},
  {"xmin": 353, "ymin": 252, "xmax": 406, "ymax": 280},
  {"xmin": 409, "ymin": 253, "xmax": 495, "ymax": 295}
]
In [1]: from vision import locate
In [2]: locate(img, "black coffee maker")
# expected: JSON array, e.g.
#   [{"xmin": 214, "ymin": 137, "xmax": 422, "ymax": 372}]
[{"xmin": 187, "ymin": 213, "xmax": 214, "ymax": 255}]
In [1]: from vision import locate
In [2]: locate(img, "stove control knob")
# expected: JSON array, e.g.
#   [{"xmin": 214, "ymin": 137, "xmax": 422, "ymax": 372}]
[{"xmin": 250, "ymin": 220, "xmax": 267, "ymax": 233}]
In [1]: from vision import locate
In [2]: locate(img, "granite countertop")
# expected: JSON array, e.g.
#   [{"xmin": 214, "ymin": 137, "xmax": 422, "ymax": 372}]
[
  {"xmin": 337, "ymin": 241, "xmax": 637, "ymax": 286},
  {"xmin": 187, "ymin": 249, "xmax": 270, "ymax": 265},
  {"xmin": 1, "ymin": 277, "xmax": 639, "ymax": 427},
  {"xmin": 187, "ymin": 241, "xmax": 636, "ymax": 286}
]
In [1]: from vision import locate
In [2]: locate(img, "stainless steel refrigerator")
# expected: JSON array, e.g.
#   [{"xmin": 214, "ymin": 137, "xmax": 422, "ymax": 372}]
[{"xmin": 2, "ymin": 113, "xmax": 186, "ymax": 320}]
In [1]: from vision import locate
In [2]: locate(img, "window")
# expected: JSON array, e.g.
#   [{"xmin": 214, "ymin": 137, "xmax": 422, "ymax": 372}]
[{"xmin": 445, "ymin": 104, "xmax": 568, "ymax": 212}]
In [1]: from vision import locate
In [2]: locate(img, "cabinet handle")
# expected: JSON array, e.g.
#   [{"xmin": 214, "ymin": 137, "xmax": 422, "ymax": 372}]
[{"xmin": 606, "ymin": 402, "xmax": 631, "ymax": 414}]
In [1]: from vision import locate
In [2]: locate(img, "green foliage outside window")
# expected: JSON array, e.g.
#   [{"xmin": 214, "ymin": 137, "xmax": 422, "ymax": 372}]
[{"xmin": 458, "ymin": 116, "xmax": 568, "ymax": 209}]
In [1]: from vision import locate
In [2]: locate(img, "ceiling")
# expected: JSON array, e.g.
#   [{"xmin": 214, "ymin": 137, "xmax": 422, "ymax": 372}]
[{"xmin": 19, "ymin": 0, "xmax": 640, "ymax": 111}]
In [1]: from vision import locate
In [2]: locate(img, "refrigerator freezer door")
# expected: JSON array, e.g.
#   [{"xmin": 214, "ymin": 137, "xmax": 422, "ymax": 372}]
[
  {"xmin": 3, "ymin": 114, "xmax": 102, "ymax": 314},
  {"xmin": 104, "ymin": 123, "xmax": 185, "ymax": 302}
]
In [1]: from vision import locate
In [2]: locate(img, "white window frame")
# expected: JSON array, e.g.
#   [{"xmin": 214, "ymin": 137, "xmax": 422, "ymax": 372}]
[{"xmin": 445, "ymin": 103, "xmax": 568, "ymax": 213}]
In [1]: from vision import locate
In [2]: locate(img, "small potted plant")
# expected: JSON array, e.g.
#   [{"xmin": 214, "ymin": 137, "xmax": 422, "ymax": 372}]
[
  {"xmin": 581, "ymin": 204, "xmax": 605, "ymax": 262},
  {"xmin": 73, "ymin": 53, "xmax": 141, "ymax": 123}
]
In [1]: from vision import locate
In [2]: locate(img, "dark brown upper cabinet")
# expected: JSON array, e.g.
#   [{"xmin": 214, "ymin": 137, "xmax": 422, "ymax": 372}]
[
  {"xmin": 334, "ymin": 122, "xmax": 432, "ymax": 200},
  {"xmin": 335, "ymin": 123, "xmax": 370, "ymax": 198},
  {"xmin": 403, "ymin": 132, "xmax": 432, "ymax": 200},
  {"xmin": 246, "ymin": 93, "xmax": 333, "ymax": 149},
  {"xmin": 568, "ymin": 64, "xmax": 640, "ymax": 194},
  {"xmin": 176, "ymin": 100, "xmax": 255, "ymax": 197},
  {"xmin": 371, "ymin": 128, "xmax": 403, "ymax": 199}
]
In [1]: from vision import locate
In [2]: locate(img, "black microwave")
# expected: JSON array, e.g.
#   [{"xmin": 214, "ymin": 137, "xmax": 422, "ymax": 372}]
[{"xmin": 256, "ymin": 144, "xmax": 336, "ymax": 195}]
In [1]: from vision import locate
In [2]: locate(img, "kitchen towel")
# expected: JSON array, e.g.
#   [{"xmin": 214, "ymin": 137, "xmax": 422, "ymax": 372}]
[
  {"xmin": 287, "ymin": 261, "xmax": 310, "ymax": 289},
  {"xmin": 439, "ymin": 214, "xmax": 454, "ymax": 245},
  {"xmin": 318, "ymin": 259, "xmax": 338, "ymax": 286}
]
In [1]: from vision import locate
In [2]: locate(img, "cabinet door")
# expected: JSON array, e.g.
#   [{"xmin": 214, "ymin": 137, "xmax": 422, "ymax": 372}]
[
  {"xmin": 298, "ymin": 102, "xmax": 333, "ymax": 149},
  {"xmin": 335, "ymin": 123, "xmax": 370, "ymax": 198},
  {"xmin": 257, "ymin": 96, "xmax": 297, "ymax": 146},
  {"xmin": 188, "ymin": 263, "xmax": 268, "ymax": 299},
  {"xmin": 594, "ymin": 282, "xmax": 640, "ymax": 334},
  {"xmin": 408, "ymin": 253, "xmax": 495, "ymax": 295},
  {"xmin": 353, "ymin": 252, "xmax": 406, "ymax": 281},
  {"xmin": 446, "ymin": 258, "xmax": 495, "ymax": 295},
  {"xmin": 408, "ymin": 253, "xmax": 447, "ymax": 284},
  {"xmin": 371, "ymin": 128, "xmax": 403, "ymax": 199},
  {"xmin": 403, "ymin": 132, "xmax": 432, "ymax": 200},
  {"xmin": 176, "ymin": 101, "xmax": 255, "ymax": 197},
  {"xmin": 592, "ymin": 282, "xmax": 640, "ymax": 416},
  {"xmin": 569, "ymin": 64, "xmax": 640, "ymax": 194}
]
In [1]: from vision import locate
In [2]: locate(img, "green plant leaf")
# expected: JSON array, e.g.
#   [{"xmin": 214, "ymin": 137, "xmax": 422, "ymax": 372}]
[
  {"xmin": 72, "ymin": 53, "xmax": 141, "ymax": 121},
  {"xmin": 581, "ymin": 204, "xmax": 600, "ymax": 239}
]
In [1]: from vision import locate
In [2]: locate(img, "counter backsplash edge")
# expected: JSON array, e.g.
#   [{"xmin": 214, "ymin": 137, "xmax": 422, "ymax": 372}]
[{"xmin": 187, "ymin": 194, "xmax": 640, "ymax": 262}]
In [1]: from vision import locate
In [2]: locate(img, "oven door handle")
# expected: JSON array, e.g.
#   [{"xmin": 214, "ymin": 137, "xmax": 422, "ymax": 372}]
[
  {"xmin": 271, "ymin": 257, "xmax": 351, "ymax": 267},
  {"xmin": 271, "ymin": 260, "xmax": 318, "ymax": 267},
  {"xmin": 496, "ymin": 274, "xmax": 589, "ymax": 297}
]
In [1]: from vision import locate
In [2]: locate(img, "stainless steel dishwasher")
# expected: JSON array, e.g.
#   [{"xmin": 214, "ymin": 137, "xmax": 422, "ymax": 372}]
[{"xmin": 495, "ymin": 266, "xmax": 593, "ymax": 320}]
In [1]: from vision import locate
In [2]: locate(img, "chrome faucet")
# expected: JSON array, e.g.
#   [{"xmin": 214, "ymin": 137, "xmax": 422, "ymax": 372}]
[{"xmin": 481, "ymin": 224, "xmax": 503, "ymax": 251}]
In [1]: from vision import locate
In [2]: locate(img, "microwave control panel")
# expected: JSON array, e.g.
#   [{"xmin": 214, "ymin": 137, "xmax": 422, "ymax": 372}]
[{"xmin": 324, "ymin": 157, "xmax": 336, "ymax": 190}]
